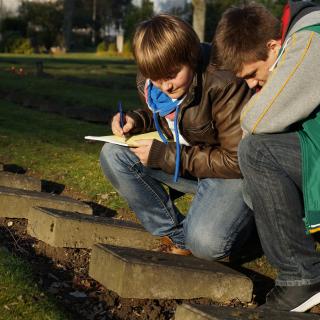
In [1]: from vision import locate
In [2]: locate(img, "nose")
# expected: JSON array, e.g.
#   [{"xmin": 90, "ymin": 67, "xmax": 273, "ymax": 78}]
[
  {"xmin": 161, "ymin": 81, "xmax": 173, "ymax": 93},
  {"xmin": 246, "ymin": 78, "xmax": 259, "ymax": 89}
]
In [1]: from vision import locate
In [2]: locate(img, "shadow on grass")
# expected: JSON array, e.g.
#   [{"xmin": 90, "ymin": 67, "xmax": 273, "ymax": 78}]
[
  {"xmin": 41, "ymin": 179, "xmax": 65, "ymax": 194},
  {"xmin": 84, "ymin": 201, "xmax": 117, "ymax": 218},
  {"xmin": 3, "ymin": 163, "xmax": 27, "ymax": 174}
]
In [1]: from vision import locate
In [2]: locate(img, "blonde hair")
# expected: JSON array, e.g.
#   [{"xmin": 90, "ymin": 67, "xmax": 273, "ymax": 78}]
[{"xmin": 133, "ymin": 14, "xmax": 200, "ymax": 80}]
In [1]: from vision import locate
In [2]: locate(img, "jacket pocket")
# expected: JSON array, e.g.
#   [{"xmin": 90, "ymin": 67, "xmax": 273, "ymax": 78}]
[{"xmin": 182, "ymin": 120, "xmax": 217, "ymax": 145}]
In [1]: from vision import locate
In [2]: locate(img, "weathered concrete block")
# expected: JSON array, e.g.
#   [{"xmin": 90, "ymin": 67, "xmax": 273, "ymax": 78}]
[
  {"xmin": 27, "ymin": 207, "xmax": 159, "ymax": 250},
  {"xmin": 0, "ymin": 186, "xmax": 92, "ymax": 219},
  {"xmin": 175, "ymin": 304, "xmax": 320, "ymax": 320},
  {"xmin": 89, "ymin": 244, "xmax": 253, "ymax": 302},
  {"xmin": 0, "ymin": 172, "xmax": 41, "ymax": 191}
]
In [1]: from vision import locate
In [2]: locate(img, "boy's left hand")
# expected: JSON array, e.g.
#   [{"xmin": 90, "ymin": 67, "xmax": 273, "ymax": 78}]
[{"xmin": 130, "ymin": 139, "xmax": 153, "ymax": 165}]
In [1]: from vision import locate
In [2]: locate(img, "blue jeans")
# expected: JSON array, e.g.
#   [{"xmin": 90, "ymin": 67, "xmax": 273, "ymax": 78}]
[
  {"xmin": 239, "ymin": 133, "xmax": 320, "ymax": 286},
  {"xmin": 100, "ymin": 143, "xmax": 253, "ymax": 260}
]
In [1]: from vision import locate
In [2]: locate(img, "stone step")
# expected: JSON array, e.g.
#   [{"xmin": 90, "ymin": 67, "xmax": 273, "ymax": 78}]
[
  {"xmin": 0, "ymin": 171, "xmax": 41, "ymax": 192},
  {"xmin": 89, "ymin": 244, "xmax": 253, "ymax": 301},
  {"xmin": 175, "ymin": 304, "xmax": 320, "ymax": 320},
  {"xmin": 27, "ymin": 207, "xmax": 160, "ymax": 250},
  {"xmin": 0, "ymin": 186, "xmax": 92, "ymax": 219}
]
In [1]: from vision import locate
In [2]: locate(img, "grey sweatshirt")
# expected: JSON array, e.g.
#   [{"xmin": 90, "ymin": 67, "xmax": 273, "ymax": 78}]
[{"xmin": 241, "ymin": 10, "xmax": 320, "ymax": 134}]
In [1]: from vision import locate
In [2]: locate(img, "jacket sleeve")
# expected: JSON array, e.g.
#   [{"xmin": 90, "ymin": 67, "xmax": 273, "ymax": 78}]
[
  {"xmin": 241, "ymin": 31, "xmax": 320, "ymax": 134},
  {"xmin": 147, "ymin": 78, "xmax": 252, "ymax": 179}
]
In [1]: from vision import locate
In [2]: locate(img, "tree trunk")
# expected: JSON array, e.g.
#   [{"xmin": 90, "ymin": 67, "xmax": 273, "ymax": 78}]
[
  {"xmin": 192, "ymin": 0, "xmax": 206, "ymax": 42},
  {"xmin": 62, "ymin": 0, "xmax": 75, "ymax": 52}
]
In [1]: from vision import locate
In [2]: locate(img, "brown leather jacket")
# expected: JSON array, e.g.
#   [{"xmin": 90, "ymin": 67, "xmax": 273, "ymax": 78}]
[{"xmin": 127, "ymin": 44, "xmax": 252, "ymax": 179}]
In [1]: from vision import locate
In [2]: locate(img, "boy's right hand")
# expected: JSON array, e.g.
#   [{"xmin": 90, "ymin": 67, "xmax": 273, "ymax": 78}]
[{"xmin": 111, "ymin": 113, "xmax": 135, "ymax": 137}]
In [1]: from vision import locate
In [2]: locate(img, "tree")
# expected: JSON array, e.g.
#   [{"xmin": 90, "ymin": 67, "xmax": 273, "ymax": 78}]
[
  {"xmin": 62, "ymin": 0, "xmax": 75, "ymax": 51},
  {"xmin": 122, "ymin": 0, "xmax": 153, "ymax": 42},
  {"xmin": 19, "ymin": 1, "xmax": 63, "ymax": 50},
  {"xmin": 192, "ymin": 0, "xmax": 206, "ymax": 42}
]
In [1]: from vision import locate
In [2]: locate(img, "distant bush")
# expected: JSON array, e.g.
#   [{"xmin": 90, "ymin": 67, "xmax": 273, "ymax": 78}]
[
  {"xmin": 7, "ymin": 37, "xmax": 34, "ymax": 54},
  {"xmin": 1, "ymin": 32, "xmax": 34, "ymax": 54},
  {"xmin": 122, "ymin": 40, "xmax": 133, "ymax": 57},
  {"xmin": 107, "ymin": 43, "xmax": 117, "ymax": 55},
  {"xmin": 96, "ymin": 41, "xmax": 108, "ymax": 53}
]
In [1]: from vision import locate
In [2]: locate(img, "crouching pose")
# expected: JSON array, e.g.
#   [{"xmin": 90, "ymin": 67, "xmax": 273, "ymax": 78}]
[
  {"xmin": 100, "ymin": 14, "xmax": 253, "ymax": 259},
  {"xmin": 215, "ymin": 1, "xmax": 320, "ymax": 311}
]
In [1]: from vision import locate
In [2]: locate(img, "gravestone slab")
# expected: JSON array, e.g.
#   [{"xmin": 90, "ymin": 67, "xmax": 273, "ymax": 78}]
[
  {"xmin": 27, "ymin": 207, "xmax": 159, "ymax": 249},
  {"xmin": 0, "ymin": 172, "xmax": 41, "ymax": 191},
  {"xmin": 89, "ymin": 244, "xmax": 253, "ymax": 301},
  {"xmin": 0, "ymin": 186, "xmax": 92, "ymax": 219},
  {"xmin": 175, "ymin": 304, "xmax": 320, "ymax": 320}
]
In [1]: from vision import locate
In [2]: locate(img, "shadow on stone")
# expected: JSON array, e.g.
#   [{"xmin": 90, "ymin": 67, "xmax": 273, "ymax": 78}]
[
  {"xmin": 3, "ymin": 164, "xmax": 27, "ymax": 174},
  {"xmin": 84, "ymin": 201, "xmax": 116, "ymax": 218},
  {"xmin": 41, "ymin": 180, "xmax": 65, "ymax": 194}
]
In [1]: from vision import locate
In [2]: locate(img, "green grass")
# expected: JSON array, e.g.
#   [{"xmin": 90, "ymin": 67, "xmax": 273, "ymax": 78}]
[
  {"xmin": 0, "ymin": 247, "xmax": 73, "ymax": 320},
  {"xmin": 0, "ymin": 99, "xmax": 128, "ymax": 209},
  {"xmin": 0, "ymin": 53, "xmax": 140, "ymax": 111}
]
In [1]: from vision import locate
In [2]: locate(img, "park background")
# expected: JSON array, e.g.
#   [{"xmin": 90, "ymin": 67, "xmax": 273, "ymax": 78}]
[{"xmin": 0, "ymin": 1, "xmax": 319, "ymax": 319}]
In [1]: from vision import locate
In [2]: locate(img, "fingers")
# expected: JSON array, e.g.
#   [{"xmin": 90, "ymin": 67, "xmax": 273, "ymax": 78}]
[
  {"xmin": 112, "ymin": 113, "xmax": 135, "ymax": 136},
  {"xmin": 111, "ymin": 113, "xmax": 123, "ymax": 136},
  {"xmin": 130, "ymin": 139, "xmax": 153, "ymax": 165},
  {"xmin": 122, "ymin": 116, "xmax": 134, "ymax": 134}
]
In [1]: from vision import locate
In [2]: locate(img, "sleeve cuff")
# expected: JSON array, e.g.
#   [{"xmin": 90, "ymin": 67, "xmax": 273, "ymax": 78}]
[{"xmin": 147, "ymin": 139, "xmax": 166, "ymax": 168}]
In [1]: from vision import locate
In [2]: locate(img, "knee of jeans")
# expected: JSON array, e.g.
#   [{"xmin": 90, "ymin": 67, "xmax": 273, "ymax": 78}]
[
  {"xmin": 100, "ymin": 143, "xmax": 128, "ymax": 169},
  {"xmin": 185, "ymin": 228, "xmax": 230, "ymax": 261}
]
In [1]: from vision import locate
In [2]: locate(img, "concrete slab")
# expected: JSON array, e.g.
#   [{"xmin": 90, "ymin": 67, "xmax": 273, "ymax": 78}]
[
  {"xmin": 89, "ymin": 244, "xmax": 253, "ymax": 302},
  {"xmin": 0, "ymin": 172, "xmax": 41, "ymax": 191},
  {"xmin": 27, "ymin": 207, "xmax": 159, "ymax": 250},
  {"xmin": 0, "ymin": 186, "xmax": 92, "ymax": 219},
  {"xmin": 175, "ymin": 304, "xmax": 320, "ymax": 320}
]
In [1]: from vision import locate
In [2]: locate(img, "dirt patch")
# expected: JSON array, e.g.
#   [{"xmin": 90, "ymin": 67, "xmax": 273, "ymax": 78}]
[{"xmin": 0, "ymin": 218, "xmax": 249, "ymax": 320}]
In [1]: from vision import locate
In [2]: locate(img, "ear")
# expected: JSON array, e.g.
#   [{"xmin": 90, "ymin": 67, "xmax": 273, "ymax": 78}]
[{"xmin": 267, "ymin": 39, "xmax": 282, "ymax": 53}]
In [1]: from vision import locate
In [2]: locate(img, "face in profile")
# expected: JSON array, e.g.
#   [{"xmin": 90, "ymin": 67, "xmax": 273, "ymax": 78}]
[
  {"xmin": 237, "ymin": 39, "xmax": 281, "ymax": 89},
  {"xmin": 151, "ymin": 65, "xmax": 194, "ymax": 99}
]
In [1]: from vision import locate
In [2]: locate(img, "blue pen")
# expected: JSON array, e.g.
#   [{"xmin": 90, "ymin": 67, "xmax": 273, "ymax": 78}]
[{"xmin": 118, "ymin": 101, "xmax": 124, "ymax": 129}]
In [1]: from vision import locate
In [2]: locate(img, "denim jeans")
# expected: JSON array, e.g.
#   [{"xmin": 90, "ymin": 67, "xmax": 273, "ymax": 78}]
[
  {"xmin": 239, "ymin": 133, "xmax": 320, "ymax": 286},
  {"xmin": 100, "ymin": 143, "xmax": 253, "ymax": 260}
]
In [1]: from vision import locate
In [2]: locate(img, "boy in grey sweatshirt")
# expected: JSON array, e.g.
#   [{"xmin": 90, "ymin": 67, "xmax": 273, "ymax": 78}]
[{"xmin": 214, "ymin": 1, "xmax": 320, "ymax": 313}]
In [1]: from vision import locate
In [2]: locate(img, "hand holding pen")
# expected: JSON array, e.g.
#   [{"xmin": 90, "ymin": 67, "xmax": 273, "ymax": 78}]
[{"xmin": 111, "ymin": 101, "xmax": 135, "ymax": 137}]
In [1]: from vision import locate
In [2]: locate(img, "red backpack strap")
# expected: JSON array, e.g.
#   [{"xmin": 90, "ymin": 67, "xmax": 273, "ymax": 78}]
[{"xmin": 281, "ymin": 3, "xmax": 291, "ymax": 44}]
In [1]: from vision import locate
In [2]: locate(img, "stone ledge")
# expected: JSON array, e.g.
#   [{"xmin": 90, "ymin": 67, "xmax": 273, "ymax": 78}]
[
  {"xmin": 89, "ymin": 244, "xmax": 253, "ymax": 301},
  {"xmin": 0, "ymin": 186, "xmax": 92, "ymax": 219},
  {"xmin": 27, "ymin": 207, "xmax": 159, "ymax": 250},
  {"xmin": 0, "ymin": 171, "xmax": 41, "ymax": 192},
  {"xmin": 175, "ymin": 304, "xmax": 320, "ymax": 320}
]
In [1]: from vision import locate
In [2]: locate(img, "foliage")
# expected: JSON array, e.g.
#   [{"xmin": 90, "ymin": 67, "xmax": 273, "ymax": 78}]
[
  {"xmin": 5, "ymin": 37, "xmax": 34, "ymax": 54},
  {"xmin": 18, "ymin": 0, "xmax": 63, "ymax": 50},
  {"xmin": 0, "ymin": 16, "xmax": 27, "ymax": 36},
  {"xmin": 1, "ymin": 32, "xmax": 33, "ymax": 54},
  {"xmin": 0, "ymin": 247, "xmax": 73, "ymax": 320},
  {"xmin": 123, "ymin": 40, "xmax": 132, "ymax": 55},
  {"xmin": 96, "ymin": 41, "xmax": 108, "ymax": 53},
  {"xmin": 122, "ymin": 0, "xmax": 153, "ymax": 42}
]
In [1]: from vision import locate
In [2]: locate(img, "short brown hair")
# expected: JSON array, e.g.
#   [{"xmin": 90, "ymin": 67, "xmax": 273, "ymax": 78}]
[
  {"xmin": 214, "ymin": 3, "xmax": 281, "ymax": 73},
  {"xmin": 133, "ymin": 14, "xmax": 200, "ymax": 80}
]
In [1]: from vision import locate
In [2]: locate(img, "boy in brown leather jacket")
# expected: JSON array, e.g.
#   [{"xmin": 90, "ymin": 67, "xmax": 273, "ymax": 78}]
[{"xmin": 100, "ymin": 14, "xmax": 253, "ymax": 259}]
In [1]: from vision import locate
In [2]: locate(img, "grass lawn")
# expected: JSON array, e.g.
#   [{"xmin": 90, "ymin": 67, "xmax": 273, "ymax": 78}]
[
  {"xmin": 0, "ymin": 53, "xmax": 140, "ymax": 112},
  {"xmin": 0, "ymin": 247, "xmax": 73, "ymax": 320}
]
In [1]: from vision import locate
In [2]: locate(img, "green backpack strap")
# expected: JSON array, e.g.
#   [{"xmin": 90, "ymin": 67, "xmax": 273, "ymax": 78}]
[
  {"xmin": 296, "ymin": 24, "xmax": 320, "ymax": 34},
  {"xmin": 296, "ymin": 24, "xmax": 320, "ymax": 234}
]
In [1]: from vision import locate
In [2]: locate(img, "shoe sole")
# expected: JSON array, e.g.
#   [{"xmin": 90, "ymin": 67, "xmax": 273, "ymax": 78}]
[{"xmin": 291, "ymin": 292, "xmax": 320, "ymax": 312}]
